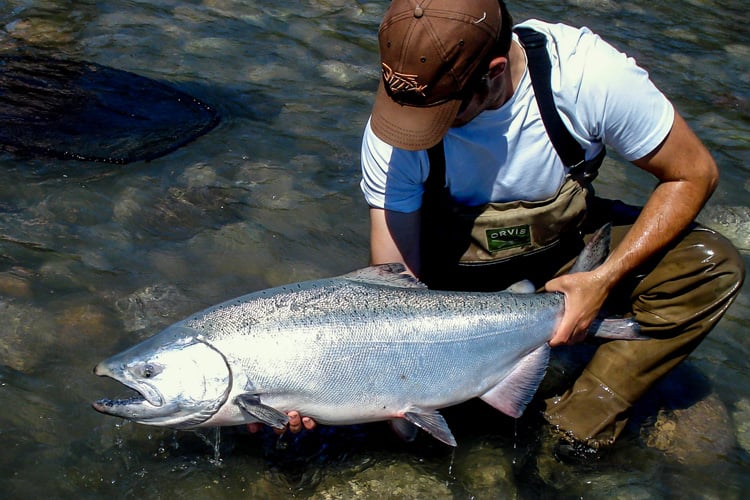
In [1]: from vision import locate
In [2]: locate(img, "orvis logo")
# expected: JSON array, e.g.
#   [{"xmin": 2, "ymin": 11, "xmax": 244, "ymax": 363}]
[{"xmin": 485, "ymin": 225, "xmax": 531, "ymax": 253}]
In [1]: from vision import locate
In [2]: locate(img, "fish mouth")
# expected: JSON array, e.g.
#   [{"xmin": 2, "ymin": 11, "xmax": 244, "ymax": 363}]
[
  {"xmin": 92, "ymin": 393, "xmax": 148, "ymax": 415},
  {"xmin": 92, "ymin": 363, "xmax": 164, "ymax": 419},
  {"xmin": 91, "ymin": 379, "xmax": 219, "ymax": 429}
]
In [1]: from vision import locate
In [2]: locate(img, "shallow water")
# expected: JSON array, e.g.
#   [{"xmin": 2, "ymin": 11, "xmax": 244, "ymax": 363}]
[{"xmin": 0, "ymin": 0, "xmax": 748, "ymax": 498}]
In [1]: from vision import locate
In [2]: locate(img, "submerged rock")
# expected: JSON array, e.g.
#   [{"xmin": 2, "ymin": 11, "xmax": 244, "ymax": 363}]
[
  {"xmin": 0, "ymin": 55, "xmax": 219, "ymax": 163},
  {"xmin": 732, "ymin": 398, "xmax": 750, "ymax": 454},
  {"xmin": 0, "ymin": 301, "xmax": 56, "ymax": 372},
  {"xmin": 452, "ymin": 445, "xmax": 517, "ymax": 497},
  {"xmin": 311, "ymin": 461, "xmax": 452, "ymax": 499},
  {"xmin": 115, "ymin": 284, "xmax": 197, "ymax": 334},
  {"xmin": 640, "ymin": 393, "xmax": 734, "ymax": 466},
  {"xmin": 698, "ymin": 205, "xmax": 750, "ymax": 252}
]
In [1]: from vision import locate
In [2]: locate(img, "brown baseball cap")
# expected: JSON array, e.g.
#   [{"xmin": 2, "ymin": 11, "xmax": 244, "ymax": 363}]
[{"xmin": 370, "ymin": 0, "xmax": 503, "ymax": 151}]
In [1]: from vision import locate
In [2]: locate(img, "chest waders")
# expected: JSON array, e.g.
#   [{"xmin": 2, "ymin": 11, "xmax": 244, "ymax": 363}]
[{"xmin": 421, "ymin": 28, "xmax": 746, "ymax": 453}]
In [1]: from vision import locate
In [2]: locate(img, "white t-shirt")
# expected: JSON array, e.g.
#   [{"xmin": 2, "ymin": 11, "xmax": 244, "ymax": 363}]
[{"xmin": 360, "ymin": 20, "xmax": 674, "ymax": 213}]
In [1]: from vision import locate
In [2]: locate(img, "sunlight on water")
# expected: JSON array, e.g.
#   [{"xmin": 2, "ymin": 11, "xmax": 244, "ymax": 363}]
[{"xmin": 0, "ymin": 0, "xmax": 747, "ymax": 497}]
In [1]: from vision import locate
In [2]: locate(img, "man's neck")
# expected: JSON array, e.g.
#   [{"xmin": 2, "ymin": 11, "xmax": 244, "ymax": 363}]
[{"xmin": 503, "ymin": 39, "xmax": 527, "ymax": 104}]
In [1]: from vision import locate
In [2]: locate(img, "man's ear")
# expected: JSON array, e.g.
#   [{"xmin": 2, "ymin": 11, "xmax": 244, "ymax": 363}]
[{"xmin": 488, "ymin": 56, "xmax": 508, "ymax": 77}]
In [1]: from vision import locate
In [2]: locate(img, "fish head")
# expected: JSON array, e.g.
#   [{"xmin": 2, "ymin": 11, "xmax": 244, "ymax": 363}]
[{"xmin": 92, "ymin": 327, "xmax": 231, "ymax": 428}]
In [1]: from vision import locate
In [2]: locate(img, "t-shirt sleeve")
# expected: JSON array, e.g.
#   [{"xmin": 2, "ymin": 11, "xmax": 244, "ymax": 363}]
[
  {"xmin": 565, "ymin": 27, "xmax": 675, "ymax": 161},
  {"xmin": 360, "ymin": 118, "xmax": 427, "ymax": 212}
]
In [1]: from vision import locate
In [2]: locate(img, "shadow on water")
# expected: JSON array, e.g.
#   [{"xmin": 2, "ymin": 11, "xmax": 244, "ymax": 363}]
[
  {"xmin": 0, "ymin": 53, "xmax": 220, "ymax": 163},
  {"xmin": 0, "ymin": 55, "xmax": 284, "ymax": 184}
]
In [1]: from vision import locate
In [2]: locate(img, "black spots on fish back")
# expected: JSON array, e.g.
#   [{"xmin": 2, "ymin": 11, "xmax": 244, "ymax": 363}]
[{"xmin": 240, "ymin": 317, "xmax": 260, "ymax": 331}]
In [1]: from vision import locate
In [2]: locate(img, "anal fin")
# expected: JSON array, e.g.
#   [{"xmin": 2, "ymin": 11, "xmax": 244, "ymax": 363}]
[{"xmin": 479, "ymin": 344, "xmax": 550, "ymax": 418}]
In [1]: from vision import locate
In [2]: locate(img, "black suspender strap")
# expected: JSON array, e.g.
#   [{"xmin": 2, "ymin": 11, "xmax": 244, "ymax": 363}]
[
  {"xmin": 425, "ymin": 140, "xmax": 447, "ymax": 196},
  {"xmin": 425, "ymin": 27, "xmax": 604, "ymax": 192},
  {"xmin": 514, "ymin": 27, "xmax": 587, "ymax": 169}
]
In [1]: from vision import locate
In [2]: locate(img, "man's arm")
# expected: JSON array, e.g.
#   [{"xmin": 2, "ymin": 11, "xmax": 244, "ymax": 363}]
[
  {"xmin": 369, "ymin": 207, "xmax": 422, "ymax": 275},
  {"xmin": 545, "ymin": 111, "xmax": 719, "ymax": 346}
]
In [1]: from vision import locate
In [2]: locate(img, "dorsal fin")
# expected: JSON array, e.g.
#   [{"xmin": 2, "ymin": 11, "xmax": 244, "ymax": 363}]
[
  {"xmin": 342, "ymin": 264, "xmax": 427, "ymax": 289},
  {"xmin": 569, "ymin": 223, "xmax": 611, "ymax": 273}
]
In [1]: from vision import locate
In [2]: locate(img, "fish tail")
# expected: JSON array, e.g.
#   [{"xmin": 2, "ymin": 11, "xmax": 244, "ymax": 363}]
[{"xmin": 588, "ymin": 317, "xmax": 648, "ymax": 340}]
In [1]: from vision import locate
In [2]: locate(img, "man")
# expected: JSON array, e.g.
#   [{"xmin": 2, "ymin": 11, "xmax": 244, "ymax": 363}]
[{"xmin": 273, "ymin": 0, "xmax": 745, "ymax": 458}]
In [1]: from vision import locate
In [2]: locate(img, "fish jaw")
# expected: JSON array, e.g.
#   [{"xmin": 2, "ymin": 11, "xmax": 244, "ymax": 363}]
[{"xmin": 92, "ymin": 328, "xmax": 232, "ymax": 428}]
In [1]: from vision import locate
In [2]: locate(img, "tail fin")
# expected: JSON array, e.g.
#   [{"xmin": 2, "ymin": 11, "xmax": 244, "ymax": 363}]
[
  {"xmin": 588, "ymin": 317, "xmax": 648, "ymax": 340},
  {"xmin": 571, "ymin": 224, "xmax": 650, "ymax": 341}
]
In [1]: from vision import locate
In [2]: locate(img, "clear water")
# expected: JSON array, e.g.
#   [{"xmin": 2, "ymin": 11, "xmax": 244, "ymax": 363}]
[{"xmin": 0, "ymin": 0, "xmax": 747, "ymax": 498}]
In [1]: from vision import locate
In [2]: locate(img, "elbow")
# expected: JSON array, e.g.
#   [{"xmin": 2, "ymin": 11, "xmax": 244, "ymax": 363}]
[{"xmin": 702, "ymin": 150, "xmax": 719, "ymax": 198}]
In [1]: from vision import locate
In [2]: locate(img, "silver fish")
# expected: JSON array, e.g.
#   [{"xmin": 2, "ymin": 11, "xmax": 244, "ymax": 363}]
[{"xmin": 93, "ymin": 224, "xmax": 639, "ymax": 446}]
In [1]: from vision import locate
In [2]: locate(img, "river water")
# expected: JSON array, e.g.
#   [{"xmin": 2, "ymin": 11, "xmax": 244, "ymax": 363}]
[{"xmin": 0, "ymin": 0, "xmax": 748, "ymax": 498}]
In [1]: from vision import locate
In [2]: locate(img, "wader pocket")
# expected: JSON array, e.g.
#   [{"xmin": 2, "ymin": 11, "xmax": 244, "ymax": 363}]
[{"xmin": 454, "ymin": 177, "xmax": 589, "ymax": 265}]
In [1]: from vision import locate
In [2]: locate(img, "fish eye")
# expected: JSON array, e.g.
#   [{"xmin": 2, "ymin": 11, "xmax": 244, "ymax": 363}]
[{"xmin": 139, "ymin": 363, "xmax": 162, "ymax": 379}]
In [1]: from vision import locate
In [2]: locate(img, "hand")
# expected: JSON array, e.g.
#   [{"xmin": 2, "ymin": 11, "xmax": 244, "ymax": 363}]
[
  {"xmin": 246, "ymin": 411, "xmax": 317, "ymax": 435},
  {"xmin": 544, "ymin": 270, "xmax": 609, "ymax": 347}
]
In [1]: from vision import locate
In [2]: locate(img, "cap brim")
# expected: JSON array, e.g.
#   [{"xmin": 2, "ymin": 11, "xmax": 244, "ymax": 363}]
[{"xmin": 370, "ymin": 80, "xmax": 462, "ymax": 151}]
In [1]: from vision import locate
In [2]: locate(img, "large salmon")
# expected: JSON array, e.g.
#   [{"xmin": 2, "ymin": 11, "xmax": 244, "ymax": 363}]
[{"xmin": 93, "ymin": 225, "xmax": 638, "ymax": 446}]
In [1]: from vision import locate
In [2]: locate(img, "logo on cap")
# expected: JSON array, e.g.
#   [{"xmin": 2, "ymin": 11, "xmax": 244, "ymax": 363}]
[{"xmin": 382, "ymin": 62, "xmax": 427, "ymax": 97}]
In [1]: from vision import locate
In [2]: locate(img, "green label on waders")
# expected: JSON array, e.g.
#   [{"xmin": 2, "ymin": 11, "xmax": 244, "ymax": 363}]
[{"xmin": 485, "ymin": 225, "xmax": 531, "ymax": 253}]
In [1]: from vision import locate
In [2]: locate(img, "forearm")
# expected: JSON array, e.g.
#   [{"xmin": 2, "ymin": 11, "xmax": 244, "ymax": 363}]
[
  {"xmin": 594, "ymin": 176, "xmax": 714, "ymax": 293},
  {"xmin": 594, "ymin": 113, "xmax": 718, "ymax": 292},
  {"xmin": 369, "ymin": 207, "xmax": 422, "ymax": 277},
  {"xmin": 547, "ymin": 111, "xmax": 717, "ymax": 345}
]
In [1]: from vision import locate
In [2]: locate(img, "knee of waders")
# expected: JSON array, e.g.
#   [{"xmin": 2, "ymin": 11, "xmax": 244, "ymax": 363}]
[
  {"xmin": 630, "ymin": 225, "xmax": 745, "ymax": 337},
  {"xmin": 543, "ymin": 369, "xmax": 631, "ymax": 449}
]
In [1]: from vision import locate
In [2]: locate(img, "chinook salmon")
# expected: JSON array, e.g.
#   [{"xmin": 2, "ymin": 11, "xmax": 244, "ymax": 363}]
[{"xmin": 93, "ymin": 224, "xmax": 640, "ymax": 446}]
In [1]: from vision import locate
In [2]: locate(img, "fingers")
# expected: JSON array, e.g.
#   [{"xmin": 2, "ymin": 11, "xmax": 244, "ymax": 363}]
[
  {"xmin": 278, "ymin": 411, "xmax": 300, "ymax": 434},
  {"xmin": 549, "ymin": 321, "xmax": 587, "ymax": 347},
  {"xmin": 545, "ymin": 272, "xmax": 605, "ymax": 347},
  {"xmin": 302, "ymin": 415, "xmax": 317, "ymax": 431},
  {"xmin": 283, "ymin": 411, "xmax": 317, "ymax": 434},
  {"xmin": 549, "ymin": 318, "xmax": 575, "ymax": 347},
  {"xmin": 250, "ymin": 411, "xmax": 318, "ymax": 435}
]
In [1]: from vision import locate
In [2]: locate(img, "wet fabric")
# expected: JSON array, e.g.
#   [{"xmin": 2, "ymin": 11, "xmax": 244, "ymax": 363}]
[
  {"xmin": 543, "ymin": 206, "xmax": 746, "ymax": 449},
  {"xmin": 0, "ymin": 55, "xmax": 220, "ymax": 163}
]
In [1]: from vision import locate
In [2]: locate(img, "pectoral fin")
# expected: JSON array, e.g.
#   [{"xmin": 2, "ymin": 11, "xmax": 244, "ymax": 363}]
[
  {"xmin": 480, "ymin": 343, "xmax": 550, "ymax": 418},
  {"xmin": 235, "ymin": 394, "xmax": 289, "ymax": 429},
  {"xmin": 403, "ymin": 409, "xmax": 457, "ymax": 447}
]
